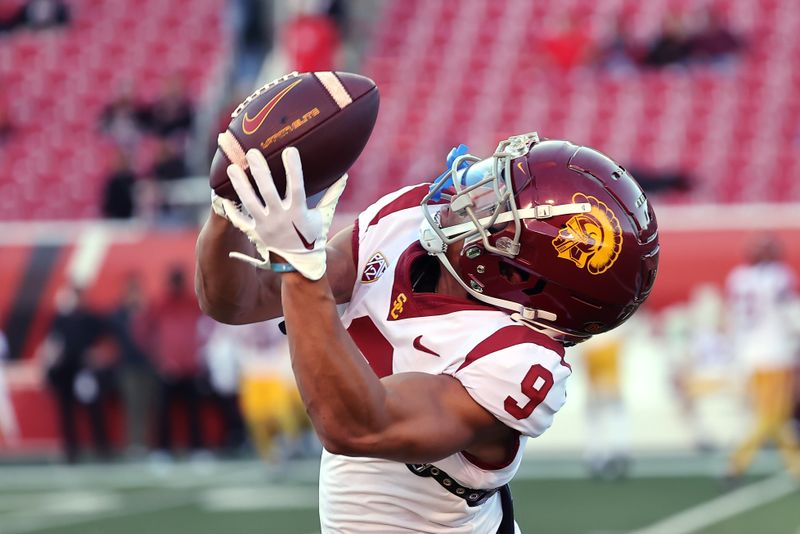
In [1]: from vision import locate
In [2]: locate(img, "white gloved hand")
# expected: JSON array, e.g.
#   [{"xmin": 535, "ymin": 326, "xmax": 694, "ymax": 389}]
[{"xmin": 223, "ymin": 147, "xmax": 347, "ymax": 281}]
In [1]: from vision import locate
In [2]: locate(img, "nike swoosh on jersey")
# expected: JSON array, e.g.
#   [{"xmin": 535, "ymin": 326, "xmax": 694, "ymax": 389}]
[
  {"xmin": 292, "ymin": 222, "xmax": 316, "ymax": 250},
  {"xmin": 242, "ymin": 79, "xmax": 302, "ymax": 135},
  {"xmin": 413, "ymin": 335, "xmax": 439, "ymax": 357}
]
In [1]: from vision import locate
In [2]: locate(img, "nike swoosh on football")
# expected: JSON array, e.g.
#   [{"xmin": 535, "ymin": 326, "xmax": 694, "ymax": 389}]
[
  {"xmin": 242, "ymin": 79, "xmax": 302, "ymax": 135},
  {"xmin": 292, "ymin": 222, "xmax": 316, "ymax": 250},
  {"xmin": 413, "ymin": 336, "xmax": 439, "ymax": 357}
]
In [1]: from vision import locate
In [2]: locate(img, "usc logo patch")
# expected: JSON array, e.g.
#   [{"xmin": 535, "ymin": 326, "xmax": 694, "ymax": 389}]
[
  {"xmin": 390, "ymin": 293, "xmax": 407, "ymax": 319},
  {"xmin": 551, "ymin": 193, "xmax": 623, "ymax": 275}
]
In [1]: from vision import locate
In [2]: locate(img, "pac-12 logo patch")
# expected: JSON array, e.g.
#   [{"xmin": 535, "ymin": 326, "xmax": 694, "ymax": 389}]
[
  {"xmin": 361, "ymin": 252, "xmax": 388, "ymax": 283},
  {"xmin": 551, "ymin": 193, "xmax": 623, "ymax": 275}
]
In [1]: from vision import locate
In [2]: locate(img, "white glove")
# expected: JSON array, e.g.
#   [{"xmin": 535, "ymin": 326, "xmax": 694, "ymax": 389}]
[
  {"xmin": 223, "ymin": 147, "xmax": 347, "ymax": 281},
  {"xmin": 211, "ymin": 191, "xmax": 234, "ymax": 220}
]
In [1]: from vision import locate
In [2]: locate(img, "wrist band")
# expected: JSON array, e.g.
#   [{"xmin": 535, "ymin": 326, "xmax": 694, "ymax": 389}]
[{"xmin": 270, "ymin": 263, "xmax": 297, "ymax": 273}]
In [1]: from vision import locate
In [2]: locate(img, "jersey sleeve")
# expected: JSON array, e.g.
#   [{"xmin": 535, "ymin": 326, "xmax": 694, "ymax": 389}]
[{"xmin": 449, "ymin": 343, "xmax": 571, "ymax": 438}]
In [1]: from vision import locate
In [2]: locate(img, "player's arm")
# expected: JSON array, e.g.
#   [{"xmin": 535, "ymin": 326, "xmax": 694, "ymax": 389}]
[
  {"xmin": 195, "ymin": 211, "xmax": 356, "ymax": 325},
  {"xmin": 281, "ymin": 274, "xmax": 514, "ymax": 464}
]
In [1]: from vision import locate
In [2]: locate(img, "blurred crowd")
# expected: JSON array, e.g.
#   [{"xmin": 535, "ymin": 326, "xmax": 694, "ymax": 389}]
[
  {"xmin": 98, "ymin": 77, "xmax": 196, "ymax": 221},
  {"xmin": 18, "ymin": 266, "xmax": 315, "ymax": 466},
  {"xmin": 97, "ymin": 0, "xmax": 349, "ymax": 223},
  {"xmin": 539, "ymin": 6, "xmax": 744, "ymax": 74}
]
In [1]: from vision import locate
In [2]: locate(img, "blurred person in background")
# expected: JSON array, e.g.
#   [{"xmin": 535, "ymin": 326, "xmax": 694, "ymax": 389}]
[
  {"xmin": 0, "ymin": 325, "xmax": 20, "ymax": 446},
  {"xmin": 149, "ymin": 266, "xmax": 206, "ymax": 460},
  {"xmin": 239, "ymin": 321, "xmax": 311, "ymax": 464},
  {"xmin": 150, "ymin": 140, "xmax": 189, "ymax": 182},
  {"xmin": 19, "ymin": 0, "xmax": 69, "ymax": 30},
  {"xmin": 41, "ymin": 285, "xmax": 111, "ymax": 463},
  {"xmin": 139, "ymin": 75, "xmax": 194, "ymax": 142},
  {"xmin": 0, "ymin": 0, "xmax": 69, "ymax": 32},
  {"xmin": 100, "ymin": 148, "xmax": 137, "ymax": 219},
  {"xmin": 201, "ymin": 319, "xmax": 247, "ymax": 455},
  {"xmin": 593, "ymin": 15, "xmax": 640, "ymax": 75},
  {"xmin": 98, "ymin": 83, "xmax": 147, "ymax": 158},
  {"xmin": 580, "ymin": 327, "xmax": 631, "ymax": 479},
  {"xmin": 670, "ymin": 285, "xmax": 732, "ymax": 453},
  {"xmin": 109, "ymin": 274, "xmax": 156, "ymax": 458},
  {"xmin": 282, "ymin": 0, "xmax": 341, "ymax": 72},
  {"xmin": 643, "ymin": 12, "xmax": 693, "ymax": 68},
  {"xmin": 0, "ymin": 1, "xmax": 23, "ymax": 32},
  {"xmin": 539, "ymin": 15, "xmax": 593, "ymax": 72},
  {"xmin": 726, "ymin": 237, "xmax": 800, "ymax": 482},
  {"xmin": 688, "ymin": 7, "xmax": 743, "ymax": 66}
]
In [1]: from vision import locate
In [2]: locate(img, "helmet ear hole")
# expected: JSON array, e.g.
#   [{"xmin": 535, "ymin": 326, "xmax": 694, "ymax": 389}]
[
  {"xmin": 498, "ymin": 262, "xmax": 530, "ymax": 283},
  {"xmin": 523, "ymin": 278, "xmax": 547, "ymax": 297}
]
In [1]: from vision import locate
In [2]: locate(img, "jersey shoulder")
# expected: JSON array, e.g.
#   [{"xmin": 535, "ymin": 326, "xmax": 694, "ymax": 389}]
[
  {"xmin": 355, "ymin": 183, "xmax": 430, "ymax": 239},
  {"xmin": 351, "ymin": 184, "xmax": 430, "ymax": 273},
  {"xmin": 448, "ymin": 325, "xmax": 571, "ymax": 438}
]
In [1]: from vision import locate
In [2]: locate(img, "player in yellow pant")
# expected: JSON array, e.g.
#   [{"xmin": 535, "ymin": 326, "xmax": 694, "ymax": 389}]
[
  {"xmin": 725, "ymin": 238, "xmax": 800, "ymax": 481},
  {"xmin": 582, "ymin": 331, "xmax": 630, "ymax": 479},
  {"xmin": 728, "ymin": 368, "xmax": 800, "ymax": 478},
  {"xmin": 240, "ymin": 374, "xmax": 307, "ymax": 462}
]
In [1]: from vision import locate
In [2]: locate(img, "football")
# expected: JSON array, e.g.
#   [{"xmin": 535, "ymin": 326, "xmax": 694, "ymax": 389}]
[{"xmin": 210, "ymin": 71, "xmax": 380, "ymax": 201}]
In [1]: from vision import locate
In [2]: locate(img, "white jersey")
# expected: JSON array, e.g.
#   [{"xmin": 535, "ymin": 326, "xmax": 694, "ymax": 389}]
[
  {"xmin": 726, "ymin": 261, "xmax": 797, "ymax": 369},
  {"xmin": 320, "ymin": 185, "xmax": 572, "ymax": 533}
]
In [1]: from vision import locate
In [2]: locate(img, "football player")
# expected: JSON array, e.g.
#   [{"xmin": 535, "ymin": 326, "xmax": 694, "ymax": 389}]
[
  {"xmin": 195, "ymin": 133, "xmax": 659, "ymax": 532},
  {"xmin": 726, "ymin": 237, "xmax": 800, "ymax": 480},
  {"xmin": 579, "ymin": 326, "xmax": 631, "ymax": 479}
]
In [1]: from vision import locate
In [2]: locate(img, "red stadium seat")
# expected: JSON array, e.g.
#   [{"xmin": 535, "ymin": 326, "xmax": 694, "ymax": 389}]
[
  {"xmin": 0, "ymin": 0, "xmax": 226, "ymax": 220},
  {"xmin": 350, "ymin": 0, "xmax": 800, "ymax": 210}
]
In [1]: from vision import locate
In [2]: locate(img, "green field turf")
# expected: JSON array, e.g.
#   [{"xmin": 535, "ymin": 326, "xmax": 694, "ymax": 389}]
[{"xmin": 0, "ymin": 456, "xmax": 796, "ymax": 534}]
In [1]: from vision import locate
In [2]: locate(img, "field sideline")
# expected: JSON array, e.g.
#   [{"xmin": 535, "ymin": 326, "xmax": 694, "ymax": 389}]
[{"xmin": 0, "ymin": 452, "xmax": 797, "ymax": 534}]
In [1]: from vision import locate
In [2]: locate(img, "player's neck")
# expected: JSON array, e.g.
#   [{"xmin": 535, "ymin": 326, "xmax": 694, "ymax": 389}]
[
  {"xmin": 435, "ymin": 269, "xmax": 468, "ymax": 299},
  {"xmin": 434, "ymin": 242, "xmax": 470, "ymax": 299}
]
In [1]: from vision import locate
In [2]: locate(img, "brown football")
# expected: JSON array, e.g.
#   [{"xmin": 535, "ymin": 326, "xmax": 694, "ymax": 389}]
[{"xmin": 210, "ymin": 71, "xmax": 379, "ymax": 200}]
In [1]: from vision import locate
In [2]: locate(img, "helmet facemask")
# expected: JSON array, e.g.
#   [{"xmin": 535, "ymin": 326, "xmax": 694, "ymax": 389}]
[
  {"xmin": 420, "ymin": 133, "xmax": 541, "ymax": 258},
  {"xmin": 419, "ymin": 132, "xmax": 593, "ymax": 340}
]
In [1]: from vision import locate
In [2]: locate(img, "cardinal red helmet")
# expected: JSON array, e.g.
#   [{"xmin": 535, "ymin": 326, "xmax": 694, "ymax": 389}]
[{"xmin": 420, "ymin": 133, "xmax": 659, "ymax": 345}]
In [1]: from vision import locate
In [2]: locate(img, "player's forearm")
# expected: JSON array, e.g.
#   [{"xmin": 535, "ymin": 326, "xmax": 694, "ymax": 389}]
[
  {"xmin": 281, "ymin": 273, "xmax": 392, "ymax": 452},
  {"xmin": 195, "ymin": 210, "xmax": 283, "ymax": 324}
]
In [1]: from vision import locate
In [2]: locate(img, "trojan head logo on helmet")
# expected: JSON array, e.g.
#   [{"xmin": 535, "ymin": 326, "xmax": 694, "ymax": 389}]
[
  {"xmin": 419, "ymin": 133, "xmax": 659, "ymax": 345},
  {"xmin": 552, "ymin": 193, "xmax": 623, "ymax": 275}
]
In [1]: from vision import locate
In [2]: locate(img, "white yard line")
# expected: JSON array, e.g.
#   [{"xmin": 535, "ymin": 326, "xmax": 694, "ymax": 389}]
[
  {"xmin": 629, "ymin": 473, "xmax": 798, "ymax": 534},
  {"xmin": 0, "ymin": 492, "xmax": 194, "ymax": 534}
]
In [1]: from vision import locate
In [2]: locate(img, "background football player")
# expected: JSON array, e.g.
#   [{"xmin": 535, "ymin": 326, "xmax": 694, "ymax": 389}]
[
  {"xmin": 726, "ymin": 237, "xmax": 800, "ymax": 481},
  {"xmin": 578, "ymin": 326, "xmax": 632, "ymax": 479},
  {"xmin": 195, "ymin": 133, "xmax": 659, "ymax": 532}
]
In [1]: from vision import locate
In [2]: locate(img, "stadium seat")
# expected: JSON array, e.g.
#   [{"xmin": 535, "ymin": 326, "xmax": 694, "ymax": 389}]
[
  {"xmin": 0, "ymin": 0, "xmax": 227, "ymax": 220},
  {"xmin": 350, "ymin": 0, "xmax": 800, "ymax": 210}
]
